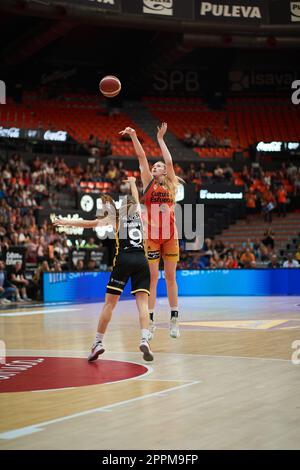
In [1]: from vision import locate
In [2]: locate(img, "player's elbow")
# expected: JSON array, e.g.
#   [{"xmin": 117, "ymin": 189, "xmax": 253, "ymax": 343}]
[{"xmin": 137, "ymin": 152, "xmax": 146, "ymax": 161}]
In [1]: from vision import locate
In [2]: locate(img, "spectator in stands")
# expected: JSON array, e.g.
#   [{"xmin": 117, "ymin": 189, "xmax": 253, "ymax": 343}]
[
  {"xmin": 223, "ymin": 163, "xmax": 233, "ymax": 183},
  {"xmin": 223, "ymin": 136, "xmax": 232, "ymax": 148},
  {"xmin": 262, "ymin": 229, "xmax": 275, "ymax": 251},
  {"xmin": 215, "ymin": 240, "xmax": 225, "ymax": 254},
  {"xmin": 245, "ymin": 189, "xmax": 257, "ymax": 223},
  {"xmin": 283, "ymin": 253, "xmax": 299, "ymax": 268},
  {"xmin": 8, "ymin": 261, "xmax": 31, "ymax": 301},
  {"xmin": 261, "ymin": 188, "xmax": 276, "ymax": 224},
  {"xmin": 37, "ymin": 236, "xmax": 46, "ymax": 263},
  {"xmin": 103, "ymin": 140, "xmax": 112, "ymax": 157},
  {"xmin": 259, "ymin": 242, "xmax": 271, "ymax": 262},
  {"xmin": 241, "ymin": 165, "xmax": 251, "ymax": 186},
  {"xmin": 225, "ymin": 254, "xmax": 239, "ymax": 269},
  {"xmin": 33, "ymin": 260, "xmax": 50, "ymax": 300},
  {"xmin": 183, "ymin": 132, "xmax": 195, "ymax": 148},
  {"xmin": 0, "ymin": 260, "xmax": 18, "ymax": 304},
  {"xmin": 293, "ymin": 173, "xmax": 300, "ymax": 196},
  {"xmin": 106, "ymin": 161, "xmax": 118, "ymax": 180},
  {"xmin": 53, "ymin": 239, "xmax": 65, "ymax": 261},
  {"xmin": 295, "ymin": 244, "xmax": 300, "ymax": 263},
  {"xmin": 86, "ymin": 238, "xmax": 98, "ymax": 249},
  {"xmin": 213, "ymin": 165, "xmax": 224, "ymax": 182},
  {"xmin": 86, "ymin": 134, "xmax": 100, "ymax": 156},
  {"xmin": 277, "ymin": 184, "xmax": 287, "ymax": 217},
  {"xmin": 287, "ymin": 162, "xmax": 298, "ymax": 180},
  {"xmin": 240, "ymin": 247, "xmax": 256, "ymax": 268},
  {"xmin": 242, "ymin": 238, "xmax": 254, "ymax": 250},
  {"xmin": 87, "ymin": 259, "xmax": 97, "ymax": 271},
  {"xmin": 268, "ymin": 254, "xmax": 280, "ymax": 269},
  {"xmin": 51, "ymin": 260, "xmax": 63, "ymax": 272},
  {"xmin": 75, "ymin": 259, "xmax": 85, "ymax": 271}
]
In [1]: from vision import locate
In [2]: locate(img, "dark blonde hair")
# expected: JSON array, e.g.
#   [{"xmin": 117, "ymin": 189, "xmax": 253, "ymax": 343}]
[
  {"xmin": 98, "ymin": 194, "xmax": 138, "ymax": 225},
  {"xmin": 154, "ymin": 161, "xmax": 185, "ymax": 203}
]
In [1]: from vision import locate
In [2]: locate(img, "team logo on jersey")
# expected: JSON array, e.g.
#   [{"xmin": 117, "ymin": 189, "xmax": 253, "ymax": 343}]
[{"xmin": 153, "ymin": 184, "xmax": 158, "ymax": 190}]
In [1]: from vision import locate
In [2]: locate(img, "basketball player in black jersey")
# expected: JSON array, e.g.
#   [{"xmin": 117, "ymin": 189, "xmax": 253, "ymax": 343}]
[{"xmin": 52, "ymin": 177, "xmax": 153, "ymax": 362}]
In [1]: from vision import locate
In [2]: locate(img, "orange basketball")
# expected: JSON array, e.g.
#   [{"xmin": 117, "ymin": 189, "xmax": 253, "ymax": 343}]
[{"xmin": 99, "ymin": 75, "xmax": 121, "ymax": 98}]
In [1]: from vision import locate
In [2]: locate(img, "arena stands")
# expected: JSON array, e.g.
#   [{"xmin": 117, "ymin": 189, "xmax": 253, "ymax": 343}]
[{"xmin": 1, "ymin": 91, "xmax": 300, "ymax": 304}]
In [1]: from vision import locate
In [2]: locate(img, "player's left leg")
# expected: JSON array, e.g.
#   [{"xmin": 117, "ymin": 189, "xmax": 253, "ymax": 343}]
[
  {"xmin": 88, "ymin": 293, "xmax": 120, "ymax": 362},
  {"xmin": 146, "ymin": 239, "xmax": 161, "ymax": 338},
  {"xmin": 135, "ymin": 291, "xmax": 153, "ymax": 362},
  {"xmin": 131, "ymin": 257, "xmax": 153, "ymax": 360},
  {"xmin": 163, "ymin": 238, "xmax": 180, "ymax": 338}
]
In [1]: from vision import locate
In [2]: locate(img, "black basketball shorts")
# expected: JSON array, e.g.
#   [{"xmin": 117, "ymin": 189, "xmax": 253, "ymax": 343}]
[{"xmin": 106, "ymin": 252, "xmax": 150, "ymax": 296}]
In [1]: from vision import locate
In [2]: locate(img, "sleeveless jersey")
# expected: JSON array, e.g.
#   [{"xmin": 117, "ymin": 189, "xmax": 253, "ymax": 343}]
[
  {"xmin": 115, "ymin": 209, "xmax": 145, "ymax": 256},
  {"xmin": 143, "ymin": 179, "xmax": 176, "ymax": 241}
]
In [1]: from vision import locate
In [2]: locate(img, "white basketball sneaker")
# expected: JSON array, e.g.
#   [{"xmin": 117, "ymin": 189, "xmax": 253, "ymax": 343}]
[
  {"xmin": 170, "ymin": 317, "xmax": 180, "ymax": 338},
  {"xmin": 139, "ymin": 339, "xmax": 154, "ymax": 362},
  {"xmin": 87, "ymin": 342, "xmax": 105, "ymax": 362}
]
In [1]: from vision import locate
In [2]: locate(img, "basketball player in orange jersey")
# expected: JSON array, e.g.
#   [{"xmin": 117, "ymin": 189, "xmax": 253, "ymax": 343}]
[{"xmin": 119, "ymin": 123, "xmax": 181, "ymax": 339}]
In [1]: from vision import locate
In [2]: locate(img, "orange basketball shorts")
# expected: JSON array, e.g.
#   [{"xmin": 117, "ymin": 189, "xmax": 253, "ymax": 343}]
[{"xmin": 146, "ymin": 237, "xmax": 179, "ymax": 263}]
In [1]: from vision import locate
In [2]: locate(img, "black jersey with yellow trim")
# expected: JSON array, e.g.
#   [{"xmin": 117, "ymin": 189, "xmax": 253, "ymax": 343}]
[{"xmin": 116, "ymin": 209, "xmax": 144, "ymax": 254}]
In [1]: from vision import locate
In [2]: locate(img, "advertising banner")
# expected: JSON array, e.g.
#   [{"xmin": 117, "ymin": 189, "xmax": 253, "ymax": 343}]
[
  {"xmin": 0, "ymin": 127, "xmax": 68, "ymax": 142},
  {"xmin": 269, "ymin": 0, "xmax": 300, "ymax": 24},
  {"xmin": 122, "ymin": 0, "xmax": 195, "ymax": 20},
  {"xmin": 198, "ymin": 184, "xmax": 244, "ymax": 204},
  {"xmin": 69, "ymin": 248, "xmax": 109, "ymax": 270},
  {"xmin": 43, "ymin": 268, "xmax": 300, "ymax": 303},
  {"xmin": 60, "ymin": 0, "xmax": 121, "ymax": 11},
  {"xmin": 228, "ymin": 69, "xmax": 298, "ymax": 93},
  {"xmin": 195, "ymin": 0, "xmax": 268, "ymax": 23}
]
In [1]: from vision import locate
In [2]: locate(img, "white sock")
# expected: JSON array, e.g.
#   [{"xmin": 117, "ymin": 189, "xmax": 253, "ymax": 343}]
[
  {"xmin": 95, "ymin": 332, "xmax": 104, "ymax": 343},
  {"xmin": 141, "ymin": 329, "xmax": 150, "ymax": 341}
]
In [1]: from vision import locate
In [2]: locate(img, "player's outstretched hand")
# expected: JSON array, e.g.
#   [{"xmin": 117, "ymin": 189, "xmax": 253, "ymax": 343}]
[
  {"xmin": 119, "ymin": 127, "xmax": 136, "ymax": 136},
  {"xmin": 157, "ymin": 122, "xmax": 167, "ymax": 140},
  {"xmin": 123, "ymin": 177, "xmax": 136, "ymax": 184},
  {"xmin": 52, "ymin": 217, "xmax": 65, "ymax": 226}
]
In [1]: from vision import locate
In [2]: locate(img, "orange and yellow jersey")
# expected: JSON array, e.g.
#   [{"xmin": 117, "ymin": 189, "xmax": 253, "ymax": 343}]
[{"xmin": 142, "ymin": 178, "xmax": 176, "ymax": 242}]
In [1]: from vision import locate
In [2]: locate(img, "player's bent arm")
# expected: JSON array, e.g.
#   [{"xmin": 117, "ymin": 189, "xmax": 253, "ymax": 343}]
[
  {"xmin": 52, "ymin": 217, "xmax": 113, "ymax": 229},
  {"xmin": 158, "ymin": 138, "xmax": 177, "ymax": 181},
  {"xmin": 122, "ymin": 178, "xmax": 142, "ymax": 215},
  {"xmin": 157, "ymin": 129, "xmax": 177, "ymax": 183},
  {"xmin": 119, "ymin": 127, "xmax": 152, "ymax": 187},
  {"xmin": 128, "ymin": 179, "xmax": 140, "ymax": 204},
  {"xmin": 130, "ymin": 134, "xmax": 152, "ymax": 187}
]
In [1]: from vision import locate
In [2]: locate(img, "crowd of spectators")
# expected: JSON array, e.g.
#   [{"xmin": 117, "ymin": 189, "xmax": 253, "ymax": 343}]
[
  {"xmin": 178, "ymin": 237, "xmax": 300, "ymax": 270},
  {"xmin": 183, "ymin": 128, "xmax": 231, "ymax": 149},
  {"xmin": 85, "ymin": 134, "xmax": 112, "ymax": 157},
  {"xmin": 0, "ymin": 153, "xmax": 299, "ymax": 303}
]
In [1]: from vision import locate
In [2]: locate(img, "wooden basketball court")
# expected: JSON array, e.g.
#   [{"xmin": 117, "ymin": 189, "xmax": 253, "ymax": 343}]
[{"xmin": 0, "ymin": 296, "xmax": 300, "ymax": 450}]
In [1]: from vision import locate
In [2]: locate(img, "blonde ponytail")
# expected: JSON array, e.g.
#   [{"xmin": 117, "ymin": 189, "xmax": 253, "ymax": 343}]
[{"xmin": 161, "ymin": 175, "xmax": 185, "ymax": 203}]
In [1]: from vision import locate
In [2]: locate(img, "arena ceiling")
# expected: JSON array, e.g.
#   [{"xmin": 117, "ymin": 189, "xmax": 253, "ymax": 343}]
[{"xmin": 0, "ymin": 4, "xmax": 299, "ymax": 97}]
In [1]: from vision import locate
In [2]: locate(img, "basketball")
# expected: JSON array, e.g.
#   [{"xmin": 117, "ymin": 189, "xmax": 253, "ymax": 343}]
[{"xmin": 99, "ymin": 75, "xmax": 121, "ymax": 98}]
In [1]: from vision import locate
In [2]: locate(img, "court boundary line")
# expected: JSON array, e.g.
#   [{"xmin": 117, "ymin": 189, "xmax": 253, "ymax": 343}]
[
  {"xmin": 0, "ymin": 380, "xmax": 201, "ymax": 440},
  {"xmin": 0, "ymin": 308, "xmax": 81, "ymax": 317}
]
